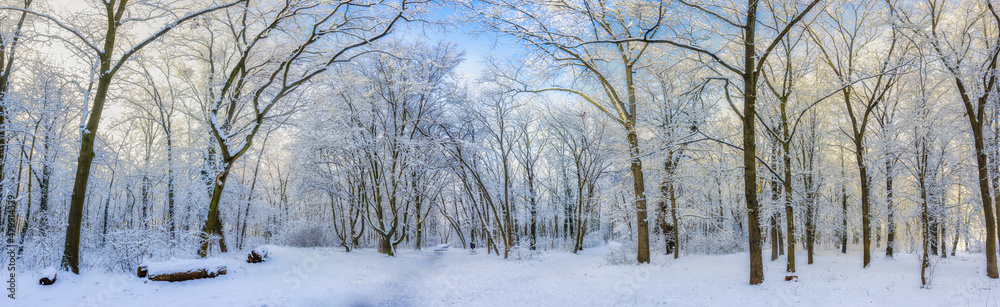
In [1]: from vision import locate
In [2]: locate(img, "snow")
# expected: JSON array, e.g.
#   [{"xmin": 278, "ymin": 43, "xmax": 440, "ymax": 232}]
[
  {"xmin": 39, "ymin": 267, "xmax": 57, "ymax": 279},
  {"xmin": 140, "ymin": 258, "xmax": 228, "ymax": 277},
  {"xmin": 209, "ymin": 112, "xmax": 226, "ymax": 143},
  {"xmin": 16, "ymin": 244, "xmax": 1000, "ymax": 306},
  {"xmin": 252, "ymin": 246, "xmax": 268, "ymax": 257}
]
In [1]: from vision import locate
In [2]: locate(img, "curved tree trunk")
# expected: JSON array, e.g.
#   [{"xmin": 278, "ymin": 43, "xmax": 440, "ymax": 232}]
[{"xmin": 198, "ymin": 166, "xmax": 231, "ymax": 257}]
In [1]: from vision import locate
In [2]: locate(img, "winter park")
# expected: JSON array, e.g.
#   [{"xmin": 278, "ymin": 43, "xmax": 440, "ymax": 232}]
[{"xmin": 2, "ymin": 0, "xmax": 1000, "ymax": 305}]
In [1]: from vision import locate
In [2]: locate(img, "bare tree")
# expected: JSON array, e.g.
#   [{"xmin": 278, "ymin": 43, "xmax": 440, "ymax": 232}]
[
  {"xmin": 662, "ymin": 0, "xmax": 821, "ymax": 283},
  {"xmin": 120, "ymin": 51, "xmax": 190, "ymax": 240},
  {"xmin": 514, "ymin": 111, "xmax": 543, "ymax": 250},
  {"xmin": 808, "ymin": 0, "xmax": 905, "ymax": 267},
  {"xmin": 471, "ymin": 0, "xmax": 679, "ymax": 263},
  {"xmin": 0, "ymin": 0, "xmax": 31, "ymax": 220},
  {"xmin": 797, "ymin": 110, "xmax": 822, "ymax": 264},
  {"xmin": 195, "ymin": 0, "xmax": 410, "ymax": 257},
  {"xmin": 1, "ymin": 0, "xmax": 244, "ymax": 273},
  {"xmin": 476, "ymin": 85, "xmax": 520, "ymax": 258},
  {"xmin": 645, "ymin": 69, "xmax": 702, "ymax": 258},
  {"xmin": 0, "ymin": 0, "xmax": 31, "ymax": 203},
  {"xmin": 758, "ymin": 16, "xmax": 819, "ymax": 272},
  {"xmin": 927, "ymin": 0, "xmax": 1000, "ymax": 279},
  {"xmin": 548, "ymin": 108, "xmax": 612, "ymax": 253},
  {"xmin": 890, "ymin": 0, "xmax": 1000, "ymax": 278}
]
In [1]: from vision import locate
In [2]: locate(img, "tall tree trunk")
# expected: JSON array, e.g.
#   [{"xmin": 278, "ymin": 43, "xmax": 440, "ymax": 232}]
[
  {"xmin": 413, "ymin": 172, "xmax": 424, "ymax": 251},
  {"xmin": 805, "ymin": 193, "xmax": 815, "ymax": 264},
  {"xmin": 141, "ymin": 174, "xmax": 151, "ymax": 229},
  {"xmin": 99, "ymin": 172, "xmax": 114, "ymax": 247},
  {"xmin": 657, "ymin": 176, "xmax": 670, "ymax": 254},
  {"xmin": 198, "ymin": 165, "xmax": 231, "ymax": 257},
  {"xmin": 100, "ymin": 196, "xmax": 110, "ymax": 246},
  {"xmin": 770, "ymin": 177, "xmax": 779, "ymax": 261},
  {"xmin": 782, "ymin": 131, "xmax": 795, "ymax": 272},
  {"xmin": 36, "ymin": 134, "xmax": 51, "ymax": 233},
  {"xmin": 967, "ymin": 100, "xmax": 998, "ymax": 278},
  {"xmin": 951, "ymin": 226, "xmax": 959, "ymax": 257},
  {"xmin": 920, "ymin": 182, "xmax": 930, "ymax": 288},
  {"xmin": 992, "ymin": 115, "xmax": 1000, "ymax": 263},
  {"xmin": 742, "ymin": 2, "xmax": 764, "ymax": 284},
  {"xmin": 929, "ymin": 213, "xmax": 938, "ymax": 255},
  {"xmin": 941, "ymin": 224, "xmax": 947, "ymax": 258},
  {"xmin": 917, "ymin": 126, "xmax": 933, "ymax": 287},
  {"xmin": 804, "ymin": 172, "xmax": 815, "ymax": 264},
  {"xmin": 953, "ymin": 188, "xmax": 962, "ymax": 257},
  {"xmin": 63, "ymin": 62, "xmax": 115, "ymax": 273},
  {"xmin": 13, "ymin": 138, "xmax": 29, "ymax": 255},
  {"xmin": 627, "ymin": 129, "xmax": 650, "ymax": 263},
  {"xmin": 166, "ymin": 133, "xmax": 176, "ymax": 240},
  {"xmin": 934, "ymin": 1, "xmax": 999, "ymax": 278},
  {"xmin": 17, "ymin": 160, "xmax": 32, "ymax": 255},
  {"xmin": 886, "ymin": 160, "xmax": 896, "ymax": 258},
  {"xmin": 574, "ymin": 172, "xmax": 584, "ymax": 253},
  {"xmin": 841, "ymin": 176, "xmax": 848, "ymax": 254},
  {"xmin": 415, "ymin": 200, "xmax": 423, "ymax": 250},
  {"xmin": 670, "ymin": 180, "xmax": 679, "ymax": 259},
  {"xmin": 528, "ymin": 165, "xmax": 537, "ymax": 250},
  {"xmin": 778, "ymin": 221, "xmax": 784, "ymax": 256},
  {"xmin": 802, "ymin": 121, "xmax": 817, "ymax": 265},
  {"xmin": 853, "ymin": 130, "xmax": 873, "ymax": 267},
  {"xmin": 503, "ymin": 148, "xmax": 512, "ymax": 258}
]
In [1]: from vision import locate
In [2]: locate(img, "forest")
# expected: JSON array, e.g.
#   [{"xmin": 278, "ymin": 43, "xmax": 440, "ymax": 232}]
[{"xmin": 2, "ymin": 0, "xmax": 1000, "ymax": 303}]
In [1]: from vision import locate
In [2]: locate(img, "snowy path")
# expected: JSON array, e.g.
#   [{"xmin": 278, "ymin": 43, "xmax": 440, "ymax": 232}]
[{"xmin": 15, "ymin": 244, "xmax": 1000, "ymax": 306}]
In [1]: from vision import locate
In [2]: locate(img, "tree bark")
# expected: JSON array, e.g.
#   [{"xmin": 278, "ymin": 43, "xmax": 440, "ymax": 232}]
[
  {"xmin": 63, "ymin": 62, "xmax": 115, "ymax": 273},
  {"xmin": 198, "ymin": 166, "xmax": 231, "ymax": 258},
  {"xmin": 166, "ymin": 133, "xmax": 176, "ymax": 240},
  {"xmin": 841, "ymin": 169, "xmax": 848, "ymax": 254},
  {"xmin": 60, "ymin": 0, "xmax": 243, "ymax": 273},
  {"xmin": 920, "ymin": 184, "xmax": 929, "ymax": 287},
  {"xmin": 854, "ymin": 138, "xmax": 872, "ymax": 267},
  {"xmin": 770, "ymin": 172, "xmax": 780, "ymax": 261},
  {"xmin": 805, "ymin": 187, "xmax": 815, "ymax": 264},
  {"xmin": 627, "ymin": 129, "xmax": 650, "ymax": 263},
  {"xmin": 919, "ymin": 143, "xmax": 930, "ymax": 287},
  {"xmin": 941, "ymin": 224, "xmax": 947, "ymax": 258},
  {"xmin": 528, "ymin": 163, "xmax": 537, "ymax": 250},
  {"xmin": 930, "ymin": 0, "xmax": 999, "ymax": 279},
  {"xmin": 670, "ymin": 180, "xmax": 679, "ymax": 259},
  {"xmin": 742, "ymin": 1, "xmax": 764, "ymax": 284},
  {"xmin": 885, "ymin": 160, "xmax": 896, "ymax": 258},
  {"xmin": 781, "ymin": 115, "xmax": 795, "ymax": 272},
  {"xmin": 970, "ymin": 119, "xmax": 998, "ymax": 278}
]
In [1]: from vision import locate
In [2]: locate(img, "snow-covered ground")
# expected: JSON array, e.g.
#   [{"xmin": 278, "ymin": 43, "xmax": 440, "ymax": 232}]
[{"xmin": 16, "ymin": 243, "xmax": 1000, "ymax": 306}]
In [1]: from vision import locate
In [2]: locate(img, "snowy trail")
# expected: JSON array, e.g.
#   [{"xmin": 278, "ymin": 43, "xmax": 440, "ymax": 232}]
[
  {"xmin": 15, "ymin": 244, "xmax": 1000, "ymax": 306},
  {"xmin": 357, "ymin": 250, "xmax": 445, "ymax": 305}
]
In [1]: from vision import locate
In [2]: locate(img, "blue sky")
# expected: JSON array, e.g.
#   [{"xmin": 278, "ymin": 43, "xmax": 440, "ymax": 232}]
[{"xmin": 394, "ymin": 5, "xmax": 513, "ymax": 79}]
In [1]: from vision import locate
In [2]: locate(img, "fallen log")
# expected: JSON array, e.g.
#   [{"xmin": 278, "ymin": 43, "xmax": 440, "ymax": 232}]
[
  {"xmin": 146, "ymin": 267, "xmax": 226, "ymax": 282},
  {"xmin": 137, "ymin": 259, "xmax": 227, "ymax": 282},
  {"xmin": 247, "ymin": 247, "xmax": 268, "ymax": 263},
  {"xmin": 39, "ymin": 267, "xmax": 57, "ymax": 286}
]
